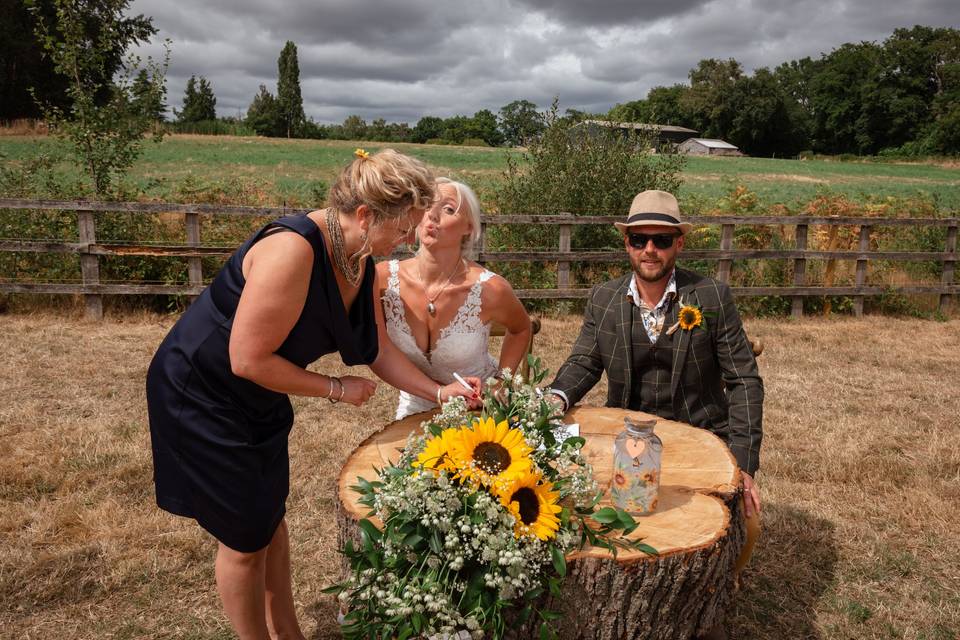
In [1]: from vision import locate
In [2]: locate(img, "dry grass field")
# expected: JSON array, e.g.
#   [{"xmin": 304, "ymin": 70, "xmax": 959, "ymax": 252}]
[{"xmin": 1, "ymin": 310, "xmax": 958, "ymax": 640}]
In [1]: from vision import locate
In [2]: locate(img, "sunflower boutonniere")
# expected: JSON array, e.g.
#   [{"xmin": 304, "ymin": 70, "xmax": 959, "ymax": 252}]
[{"xmin": 666, "ymin": 297, "xmax": 716, "ymax": 335}]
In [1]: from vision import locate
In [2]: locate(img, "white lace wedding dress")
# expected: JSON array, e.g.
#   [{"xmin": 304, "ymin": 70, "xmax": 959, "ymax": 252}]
[{"xmin": 383, "ymin": 259, "xmax": 500, "ymax": 419}]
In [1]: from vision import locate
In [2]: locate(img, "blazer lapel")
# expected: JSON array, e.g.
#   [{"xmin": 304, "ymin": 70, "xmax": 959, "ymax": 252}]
[
  {"xmin": 670, "ymin": 271, "xmax": 697, "ymax": 403},
  {"xmin": 618, "ymin": 276, "xmax": 634, "ymax": 407}
]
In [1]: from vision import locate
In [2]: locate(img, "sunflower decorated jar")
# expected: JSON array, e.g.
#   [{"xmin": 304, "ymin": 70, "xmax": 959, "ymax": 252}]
[{"xmin": 610, "ymin": 416, "xmax": 662, "ymax": 516}]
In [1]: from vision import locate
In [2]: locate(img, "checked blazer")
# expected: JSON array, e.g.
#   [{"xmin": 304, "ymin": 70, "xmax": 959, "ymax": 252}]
[{"xmin": 550, "ymin": 267, "xmax": 764, "ymax": 475}]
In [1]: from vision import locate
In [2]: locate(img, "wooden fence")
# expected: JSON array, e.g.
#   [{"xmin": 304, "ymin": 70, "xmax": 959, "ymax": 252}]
[{"xmin": 0, "ymin": 198, "xmax": 956, "ymax": 320}]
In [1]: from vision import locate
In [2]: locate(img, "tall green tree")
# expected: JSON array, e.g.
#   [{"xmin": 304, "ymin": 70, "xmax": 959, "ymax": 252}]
[
  {"xmin": 341, "ymin": 115, "xmax": 367, "ymax": 140},
  {"xmin": 682, "ymin": 58, "xmax": 743, "ymax": 139},
  {"xmin": 3, "ymin": 0, "xmax": 156, "ymax": 120},
  {"xmin": 177, "ymin": 75, "xmax": 216, "ymax": 122},
  {"xmin": 28, "ymin": 0, "xmax": 168, "ymax": 196},
  {"xmin": 727, "ymin": 68, "xmax": 805, "ymax": 156},
  {"xmin": 412, "ymin": 116, "xmax": 445, "ymax": 143},
  {"xmin": 132, "ymin": 69, "xmax": 165, "ymax": 121},
  {"xmin": 499, "ymin": 99, "xmax": 544, "ymax": 146},
  {"xmin": 808, "ymin": 42, "xmax": 883, "ymax": 153},
  {"xmin": 276, "ymin": 40, "xmax": 305, "ymax": 138},
  {"xmin": 245, "ymin": 84, "xmax": 280, "ymax": 136},
  {"xmin": 467, "ymin": 109, "xmax": 503, "ymax": 146}
]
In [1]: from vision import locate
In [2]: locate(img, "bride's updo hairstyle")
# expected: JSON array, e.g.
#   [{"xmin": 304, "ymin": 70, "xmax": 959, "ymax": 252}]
[{"xmin": 327, "ymin": 149, "xmax": 435, "ymax": 224}]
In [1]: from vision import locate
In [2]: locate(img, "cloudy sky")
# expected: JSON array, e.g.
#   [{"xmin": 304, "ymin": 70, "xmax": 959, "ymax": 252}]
[{"xmin": 129, "ymin": 0, "xmax": 957, "ymax": 124}]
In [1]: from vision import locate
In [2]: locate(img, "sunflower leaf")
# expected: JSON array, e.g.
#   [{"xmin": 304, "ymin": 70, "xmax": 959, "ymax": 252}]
[
  {"xmin": 592, "ymin": 507, "xmax": 620, "ymax": 524},
  {"xmin": 551, "ymin": 545, "xmax": 567, "ymax": 577}
]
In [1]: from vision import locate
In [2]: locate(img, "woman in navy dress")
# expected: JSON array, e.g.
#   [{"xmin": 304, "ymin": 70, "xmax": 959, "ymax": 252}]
[{"xmin": 146, "ymin": 149, "xmax": 480, "ymax": 640}]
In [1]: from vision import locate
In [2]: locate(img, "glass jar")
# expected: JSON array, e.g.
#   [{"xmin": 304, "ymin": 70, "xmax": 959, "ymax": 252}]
[{"xmin": 610, "ymin": 416, "xmax": 662, "ymax": 515}]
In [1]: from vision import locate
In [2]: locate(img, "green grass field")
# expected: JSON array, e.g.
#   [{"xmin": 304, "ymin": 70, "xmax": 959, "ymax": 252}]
[{"xmin": 1, "ymin": 133, "xmax": 958, "ymax": 211}]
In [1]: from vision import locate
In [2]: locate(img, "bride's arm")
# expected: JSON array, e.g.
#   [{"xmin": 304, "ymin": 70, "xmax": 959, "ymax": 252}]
[
  {"xmin": 369, "ymin": 264, "xmax": 480, "ymax": 402},
  {"xmin": 483, "ymin": 275, "xmax": 532, "ymax": 374}
]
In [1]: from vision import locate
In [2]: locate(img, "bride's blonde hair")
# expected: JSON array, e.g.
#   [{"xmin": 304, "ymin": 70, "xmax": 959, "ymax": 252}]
[{"xmin": 435, "ymin": 177, "xmax": 483, "ymax": 252}]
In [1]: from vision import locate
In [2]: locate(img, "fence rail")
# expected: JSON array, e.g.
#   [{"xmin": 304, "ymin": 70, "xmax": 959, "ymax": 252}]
[{"xmin": 0, "ymin": 198, "xmax": 956, "ymax": 320}]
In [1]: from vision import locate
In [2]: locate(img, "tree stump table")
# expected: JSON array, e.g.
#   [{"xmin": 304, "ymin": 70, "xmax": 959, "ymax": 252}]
[{"xmin": 336, "ymin": 406, "xmax": 745, "ymax": 640}]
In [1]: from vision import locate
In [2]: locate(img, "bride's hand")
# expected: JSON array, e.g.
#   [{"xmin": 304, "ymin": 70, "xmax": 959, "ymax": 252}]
[{"xmin": 439, "ymin": 378, "xmax": 482, "ymax": 409}]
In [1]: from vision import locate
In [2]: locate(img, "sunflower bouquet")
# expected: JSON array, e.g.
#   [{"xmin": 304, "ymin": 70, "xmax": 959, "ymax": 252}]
[{"xmin": 327, "ymin": 359, "xmax": 653, "ymax": 640}]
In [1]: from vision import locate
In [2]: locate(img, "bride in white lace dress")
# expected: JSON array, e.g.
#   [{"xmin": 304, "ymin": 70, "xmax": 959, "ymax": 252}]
[{"xmin": 376, "ymin": 178, "xmax": 532, "ymax": 419}]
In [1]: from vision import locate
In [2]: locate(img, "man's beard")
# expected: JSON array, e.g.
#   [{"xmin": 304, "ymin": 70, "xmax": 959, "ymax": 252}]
[{"xmin": 631, "ymin": 254, "xmax": 675, "ymax": 283}]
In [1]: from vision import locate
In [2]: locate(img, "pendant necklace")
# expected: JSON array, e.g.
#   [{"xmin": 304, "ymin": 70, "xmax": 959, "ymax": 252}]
[{"xmin": 417, "ymin": 256, "xmax": 464, "ymax": 316}]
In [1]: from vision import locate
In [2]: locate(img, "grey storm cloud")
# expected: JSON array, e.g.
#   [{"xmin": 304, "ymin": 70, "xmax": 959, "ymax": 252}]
[{"xmin": 129, "ymin": 0, "xmax": 958, "ymax": 124}]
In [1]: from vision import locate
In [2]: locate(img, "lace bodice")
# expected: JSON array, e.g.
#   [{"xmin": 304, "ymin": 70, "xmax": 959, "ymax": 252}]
[{"xmin": 383, "ymin": 260, "xmax": 499, "ymax": 419}]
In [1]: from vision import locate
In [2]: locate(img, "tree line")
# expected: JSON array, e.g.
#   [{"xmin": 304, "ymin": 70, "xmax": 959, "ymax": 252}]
[
  {"xmin": 176, "ymin": 25, "xmax": 960, "ymax": 156},
  {"xmin": 609, "ymin": 26, "xmax": 960, "ymax": 157},
  {"xmin": 2, "ymin": 2, "xmax": 957, "ymax": 157}
]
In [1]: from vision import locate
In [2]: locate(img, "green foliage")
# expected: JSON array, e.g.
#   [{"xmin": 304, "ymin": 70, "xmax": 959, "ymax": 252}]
[
  {"xmin": 4, "ymin": 0, "xmax": 157, "ymax": 120},
  {"xmin": 412, "ymin": 116, "xmax": 446, "ymax": 143},
  {"xmin": 28, "ymin": 0, "xmax": 169, "ymax": 196},
  {"xmin": 491, "ymin": 101, "xmax": 685, "ymax": 308},
  {"xmin": 276, "ymin": 41, "xmax": 305, "ymax": 138},
  {"xmin": 167, "ymin": 119, "xmax": 255, "ymax": 136},
  {"xmin": 499, "ymin": 99, "xmax": 545, "ymax": 147},
  {"xmin": 245, "ymin": 84, "xmax": 281, "ymax": 137},
  {"xmin": 177, "ymin": 75, "xmax": 216, "ymax": 123}
]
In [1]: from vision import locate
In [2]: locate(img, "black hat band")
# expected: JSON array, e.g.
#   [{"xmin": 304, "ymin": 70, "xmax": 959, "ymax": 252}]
[{"xmin": 625, "ymin": 212, "xmax": 681, "ymax": 225}]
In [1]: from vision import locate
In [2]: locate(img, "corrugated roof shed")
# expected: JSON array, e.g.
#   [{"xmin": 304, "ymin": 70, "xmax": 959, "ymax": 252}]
[
  {"xmin": 687, "ymin": 138, "xmax": 739, "ymax": 149},
  {"xmin": 580, "ymin": 120, "xmax": 698, "ymax": 134}
]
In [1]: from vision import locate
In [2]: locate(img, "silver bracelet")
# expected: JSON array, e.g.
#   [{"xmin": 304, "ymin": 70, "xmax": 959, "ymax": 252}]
[{"xmin": 328, "ymin": 377, "xmax": 343, "ymax": 404}]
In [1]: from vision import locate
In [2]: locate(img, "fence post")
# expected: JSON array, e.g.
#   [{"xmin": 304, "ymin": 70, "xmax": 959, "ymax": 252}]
[
  {"xmin": 792, "ymin": 223, "xmax": 807, "ymax": 318},
  {"xmin": 853, "ymin": 225, "xmax": 872, "ymax": 317},
  {"xmin": 557, "ymin": 212, "xmax": 572, "ymax": 290},
  {"xmin": 941, "ymin": 223, "xmax": 958, "ymax": 315},
  {"xmin": 185, "ymin": 212, "xmax": 203, "ymax": 304},
  {"xmin": 477, "ymin": 222, "xmax": 487, "ymax": 266},
  {"xmin": 77, "ymin": 210, "xmax": 102, "ymax": 320},
  {"xmin": 716, "ymin": 223, "xmax": 734, "ymax": 283}
]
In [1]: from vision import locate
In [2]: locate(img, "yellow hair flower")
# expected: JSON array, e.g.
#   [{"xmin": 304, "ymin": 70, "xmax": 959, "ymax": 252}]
[
  {"xmin": 354, "ymin": 148, "xmax": 370, "ymax": 159},
  {"xmin": 495, "ymin": 469, "xmax": 563, "ymax": 540},
  {"xmin": 677, "ymin": 305, "xmax": 703, "ymax": 331}
]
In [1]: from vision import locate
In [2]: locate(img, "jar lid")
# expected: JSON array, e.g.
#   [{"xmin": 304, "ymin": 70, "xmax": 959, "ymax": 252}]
[{"xmin": 624, "ymin": 416, "xmax": 657, "ymax": 433}]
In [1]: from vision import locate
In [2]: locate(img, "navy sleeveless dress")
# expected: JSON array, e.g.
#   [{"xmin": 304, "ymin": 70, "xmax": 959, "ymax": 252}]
[{"xmin": 146, "ymin": 214, "xmax": 378, "ymax": 552}]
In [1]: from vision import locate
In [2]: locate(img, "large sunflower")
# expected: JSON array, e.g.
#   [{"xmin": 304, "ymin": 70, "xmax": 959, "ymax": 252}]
[
  {"xmin": 449, "ymin": 417, "xmax": 531, "ymax": 489},
  {"xmin": 496, "ymin": 470, "xmax": 562, "ymax": 541},
  {"xmin": 412, "ymin": 428, "xmax": 459, "ymax": 474}
]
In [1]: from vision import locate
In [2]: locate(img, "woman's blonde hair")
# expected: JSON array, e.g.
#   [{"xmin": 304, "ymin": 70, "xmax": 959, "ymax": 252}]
[
  {"xmin": 328, "ymin": 149, "xmax": 435, "ymax": 223},
  {"xmin": 436, "ymin": 177, "xmax": 483, "ymax": 251}
]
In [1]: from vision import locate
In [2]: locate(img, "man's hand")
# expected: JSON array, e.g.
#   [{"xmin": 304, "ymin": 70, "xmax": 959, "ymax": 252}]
[{"xmin": 742, "ymin": 471, "xmax": 761, "ymax": 518}]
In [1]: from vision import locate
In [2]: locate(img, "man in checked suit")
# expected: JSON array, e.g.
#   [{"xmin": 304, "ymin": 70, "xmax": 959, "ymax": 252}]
[{"xmin": 549, "ymin": 190, "xmax": 763, "ymax": 578}]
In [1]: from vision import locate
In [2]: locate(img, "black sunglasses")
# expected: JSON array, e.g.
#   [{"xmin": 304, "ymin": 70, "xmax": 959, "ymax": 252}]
[{"xmin": 627, "ymin": 232, "xmax": 679, "ymax": 250}]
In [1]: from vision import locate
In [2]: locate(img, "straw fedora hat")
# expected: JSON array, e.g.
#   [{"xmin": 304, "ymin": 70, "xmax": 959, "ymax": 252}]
[{"xmin": 614, "ymin": 190, "xmax": 693, "ymax": 234}]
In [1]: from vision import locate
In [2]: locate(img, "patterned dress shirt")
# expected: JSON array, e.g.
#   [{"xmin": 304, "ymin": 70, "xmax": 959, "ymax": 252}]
[{"xmin": 627, "ymin": 270, "xmax": 678, "ymax": 343}]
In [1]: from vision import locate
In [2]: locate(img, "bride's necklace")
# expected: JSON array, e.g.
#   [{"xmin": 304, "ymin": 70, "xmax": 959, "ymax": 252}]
[{"xmin": 417, "ymin": 256, "xmax": 464, "ymax": 316}]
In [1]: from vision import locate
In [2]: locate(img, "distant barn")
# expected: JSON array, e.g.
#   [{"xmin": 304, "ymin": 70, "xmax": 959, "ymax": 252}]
[
  {"xmin": 571, "ymin": 120, "xmax": 698, "ymax": 150},
  {"xmin": 678, "ymin": 138, "xmax": 744, "ymax": 156}
]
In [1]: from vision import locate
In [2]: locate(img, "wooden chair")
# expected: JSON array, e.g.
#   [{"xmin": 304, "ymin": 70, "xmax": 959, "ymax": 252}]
[{"xmin": 490, "ymin": 316, "xmax": 541, "ymax": 380}]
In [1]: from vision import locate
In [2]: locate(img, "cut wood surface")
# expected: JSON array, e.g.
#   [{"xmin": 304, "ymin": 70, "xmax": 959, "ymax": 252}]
[
  {"xmin": 338, "ymin": 406, "xmax": 740, "ymax": 561},
  {"xmin": 337, "ymin": 406, "xmax": 747, "ymax": 638}
]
